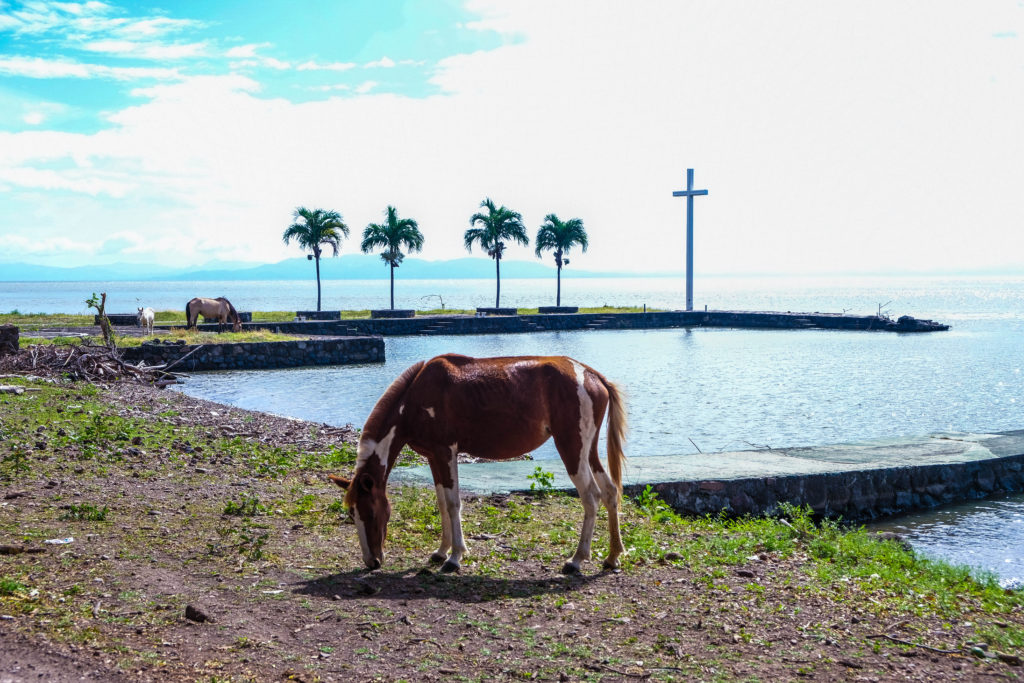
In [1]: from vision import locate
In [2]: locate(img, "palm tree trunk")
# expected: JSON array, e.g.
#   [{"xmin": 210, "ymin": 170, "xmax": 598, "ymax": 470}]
[
  {"xmin": 556, "ymin": 266, "xmax": 562, "ymax": 307},
  {"xmin": 390, "ymin": 263, "xmax": 395, "ymax": 310},
  {"xmin": 315, "ymin": 254, "xmax": 322, "ymax": 312},
  {"xmin": 495, "ymin": 257, "xmax": 501, "ymax": 308}
]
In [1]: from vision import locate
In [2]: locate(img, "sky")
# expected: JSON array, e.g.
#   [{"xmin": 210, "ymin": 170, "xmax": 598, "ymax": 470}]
[{"xmin": 0, "ymin": 0, "xmax": 1022, "ymax": 276}]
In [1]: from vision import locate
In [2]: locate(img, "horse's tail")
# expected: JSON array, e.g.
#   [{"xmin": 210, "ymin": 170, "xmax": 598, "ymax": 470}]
[
  {"xmin": 600, "ymin": 375, "xmax": 627, "ymax": 500},
  {"xmin": 185, "ymin": 299, "xmax": 193, "ymax": 328}
]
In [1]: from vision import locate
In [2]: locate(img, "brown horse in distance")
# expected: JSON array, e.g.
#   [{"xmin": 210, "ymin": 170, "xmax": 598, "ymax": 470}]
[
  {"xmin": 185, "ymin": 297, "xmax": 242, "ymax": 332},
  {"xmin": 330, "ymin": 354, "xmax": 627, "ymax": 575}
]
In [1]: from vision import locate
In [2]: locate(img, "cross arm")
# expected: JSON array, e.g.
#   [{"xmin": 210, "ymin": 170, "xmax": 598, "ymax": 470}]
[{"xmin": 672, "ymin": 189, "xmax": 709, "ymax": 197}]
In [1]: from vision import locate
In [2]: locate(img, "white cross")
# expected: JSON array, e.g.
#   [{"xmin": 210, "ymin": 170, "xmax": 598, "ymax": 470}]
[{"xmin": 672, "ymin": 168, "xmax": 708, "ymax": 312}]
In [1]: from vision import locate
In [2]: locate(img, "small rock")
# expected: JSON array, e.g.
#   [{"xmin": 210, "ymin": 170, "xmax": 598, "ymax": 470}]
[
  {"xmin": 996, "ymin": 652, "xmax": 1022, "ymax": 666},
  {"xmin": 663, "ymin": 551, "xmax": 682, "ymax": 561},
  {"xmin": 184, "ymin": 604, "xmax": 211, "ymax": 623},
  {"xmin": 735, "ymin": 569, "xmax": 755, "ymax": 578}
]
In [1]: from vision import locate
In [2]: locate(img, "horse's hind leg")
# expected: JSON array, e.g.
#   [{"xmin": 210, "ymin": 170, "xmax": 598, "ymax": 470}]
[
  {"xmin": 554, "ymin": 433, "xmax": 602, "ymax": 575},
  {"xmin": 590, "ymin": 450, "xmax": 624, "ymax": 570}
]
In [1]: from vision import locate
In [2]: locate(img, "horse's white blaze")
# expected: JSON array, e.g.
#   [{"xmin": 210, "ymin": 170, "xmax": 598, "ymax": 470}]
[
  {"xmin": 352, "ymin": 506, "xmax": 373, "ymax": 567},
  {"xmin": 356, "ymin": 425, "xmax": 397, "ymax": 469},
  {"xmin": 570, "ymin": 360, "xmax": 597, "ymax": 465},
  {"xmin": 356, "ymin": 439, "xmax": 377, "ymax": 467},
  {"xmin": 426, "ymin": 406, "xmax": 436, "ymax": 418},
  {"xmin": 399, "ymin": 403, "xmax": 405, "ymax": 415}
]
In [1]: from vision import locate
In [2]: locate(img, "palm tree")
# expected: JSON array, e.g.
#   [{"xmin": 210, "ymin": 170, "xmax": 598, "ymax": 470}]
[
  {"xmin": 534, "ymin": 213, "xmax": 588, "ymax": 307},
  {"xmin": 464, "ymin": 198, "xmax": 528, "ymax": 308},
  {"xmin": 360, "ymin": 205, "xmax": 425, "ymax": 310},
  {"xmin": 282, "ymin": 207, "xmax": 349, "ymax": 312}
]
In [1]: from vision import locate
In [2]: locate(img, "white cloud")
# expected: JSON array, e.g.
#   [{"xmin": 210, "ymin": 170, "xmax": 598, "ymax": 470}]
[
  {"xmin": 0, "ymin": 55, "xmax": 181, "ymax": 80},
  {"xmin": 353, "ymin": 80, "xmax": 377, "ymax": 94},
  {"xmin": 0, "ymin": 166, "xmax": 131, "ymax": 196},
  {"xmin": 296, "ymin": 59, "xmax": 356, "ymax": 72},
  {"xmin": 82, "ymin": 39, "xmax": 209, "ymax": 59},
  {"xmin": 363, "ymin": 56, "xmax": 395, "ymax": 68},
  {"xmin": 225, "ymin": 43, "xmax": 271, "ymax": 59},
  {"xmin": 22, "ymin": 111, "xmax": 45, "ymax": 125},
  {"xmin": 0, "ymin": 233, "xmax": 96, "ymax": 257},
  {"xmin": 230, "ymin": 57, "xmax": 290, "ymax": 71},
  {"xmin": 2, "ymin": 1, "xmax": 1023, "ymax": 274}
]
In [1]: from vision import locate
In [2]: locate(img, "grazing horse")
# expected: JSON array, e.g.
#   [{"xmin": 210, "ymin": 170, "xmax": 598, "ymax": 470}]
[
  {"xmin": 185, "ymin": 297, "xmax": 241, "ymax": 332},
  {"xmin": 136, "ymin": 306, "xmax": 155, "ymax": 335},
  {"xmin": 330, "ymin": 354, "xmax": 627, "ymax": 575}
]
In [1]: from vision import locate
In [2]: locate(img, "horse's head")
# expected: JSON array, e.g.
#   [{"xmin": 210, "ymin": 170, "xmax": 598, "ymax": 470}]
[
  {"xmin": 136, "ymin": 307, "xmax": 144, "ymax": 317},
  {"xmin": 329, "ymin": 470, "xmax": 390, "ymax": 569}
]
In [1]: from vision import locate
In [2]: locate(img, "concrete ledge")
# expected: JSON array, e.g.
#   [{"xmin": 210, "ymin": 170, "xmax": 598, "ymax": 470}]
[
  {"xmin": 538, "ymin": 306, "xmax": 579, "ymax": 314},
  {"xmin": 390, "ymin": 430, "xmax": 1024, "ymax": 522},
  {"xmin": 121, "ymin": 336, "xmax": 384, "ymax": 371},
  {"xmin": 476, "ymin": 307, "xmax": 518, "ymax": 316}
]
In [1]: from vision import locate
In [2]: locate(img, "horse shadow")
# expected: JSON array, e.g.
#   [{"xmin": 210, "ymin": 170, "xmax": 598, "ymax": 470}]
[{"xmin": 293, "ymin": 564, "xmax": 607, "ymax": 603}]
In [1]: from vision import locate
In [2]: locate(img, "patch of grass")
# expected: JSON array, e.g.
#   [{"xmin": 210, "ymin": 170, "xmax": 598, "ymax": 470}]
[
  {"xmin": 223, "ymin": 496, "xmax": 266, "ymax": 517},
  {"xmin": 61, "ymin": 502, "xmax": 110, "ymax": 521},
  {"xmin": 0, "ymin": 577, "xmax": 28, "ymax": 596}
]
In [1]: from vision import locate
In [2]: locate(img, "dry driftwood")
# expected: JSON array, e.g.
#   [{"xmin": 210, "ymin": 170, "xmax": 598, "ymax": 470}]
[{"xmin": 0, "ymin": 341, "xmax": 185, "ymax": 387}]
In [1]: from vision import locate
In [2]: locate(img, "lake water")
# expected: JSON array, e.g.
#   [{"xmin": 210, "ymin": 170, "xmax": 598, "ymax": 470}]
[{"xmin": 8, "ymin": 274, "xmax": 1024, "ymax": 585}]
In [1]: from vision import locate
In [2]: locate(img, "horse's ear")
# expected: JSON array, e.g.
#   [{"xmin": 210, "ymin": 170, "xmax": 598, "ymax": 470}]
[{"xmin": 327, "ymin": 474, "xmax": 351, "ymax": 490}]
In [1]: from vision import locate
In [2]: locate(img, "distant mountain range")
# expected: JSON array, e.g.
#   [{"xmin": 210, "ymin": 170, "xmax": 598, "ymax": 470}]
[{"xmin": 0, "ymin": 255, "xmax": 660, "ymax": 282}]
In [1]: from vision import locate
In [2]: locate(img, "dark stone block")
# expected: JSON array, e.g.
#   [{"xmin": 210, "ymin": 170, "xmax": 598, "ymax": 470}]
[
  {"xmin": 538, "ymin": 306, "xmax": 579, "ymax": 314},
  {"xmin": 476, "ymin": 307, "xmax": 517, "ymax": 316},
  {"xmin": 0, "ymin": 323, "xmax": 18, "ymax": 357},
  {"xmin": 296, "ymin": 310, "xmax": 341, "ymax": 320},
  {"xmin": 370, "ymin": 309, "xmax": 415, "ymax": 319}
]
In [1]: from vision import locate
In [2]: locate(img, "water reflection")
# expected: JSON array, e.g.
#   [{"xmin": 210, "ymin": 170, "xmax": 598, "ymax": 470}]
[{"xmin": 869, "ymin": 494, "xmax": 1024, "ymax": 589}]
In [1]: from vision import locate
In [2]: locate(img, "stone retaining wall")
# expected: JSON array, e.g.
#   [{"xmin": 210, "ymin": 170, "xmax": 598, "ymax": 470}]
[
  {"xmin": 243, "ymin": 310, "xmax": 948, "ymax": 337},
  {"xmin": 633, "ymin": 453, "xmax": 1024, "ymax": 523},
  {"xmin": 121, "ymin": 336, "xmax": 383, "ymax": 371}
]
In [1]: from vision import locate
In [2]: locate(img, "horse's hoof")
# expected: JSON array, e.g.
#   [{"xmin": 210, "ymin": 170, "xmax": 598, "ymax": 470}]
[
  {"xmin": 429, "ymin": 552, "xmax": 447, "ymax": 565},
  {"xmin": 561, "ymin": 562, "xmax": 582, "ymax": 576},
  {"xmin": 601, "ymin": 558, "xmax": 620, "ymax": 571},
  {"xmin": 440, "ymin": 560, "xmax": 460, "ymax": 574}
]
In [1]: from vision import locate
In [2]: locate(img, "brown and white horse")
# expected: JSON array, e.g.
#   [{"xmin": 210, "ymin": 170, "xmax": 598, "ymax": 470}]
[
  {"xmin": 330, "ymin": 354, "xmax": 627, "ymax": 574},
  {"xmin": 185, "ymin": 297, "xmax": 242, "ymax": 332}
]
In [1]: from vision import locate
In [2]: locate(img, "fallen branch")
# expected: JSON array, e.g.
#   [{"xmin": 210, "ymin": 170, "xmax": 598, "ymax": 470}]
[{"xmin": 866, "ymin": 633, "xmax": 963, "ymax": 655}]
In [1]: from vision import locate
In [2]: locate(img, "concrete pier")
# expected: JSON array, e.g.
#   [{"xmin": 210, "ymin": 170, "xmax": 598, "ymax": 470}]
[
  {"xmin": 240, "ymin": 309, "xmax": 949, "ymax": 337},
  {"xmin": 390, "ymin": 430, "xmax": 1024, "ymax": 522}
]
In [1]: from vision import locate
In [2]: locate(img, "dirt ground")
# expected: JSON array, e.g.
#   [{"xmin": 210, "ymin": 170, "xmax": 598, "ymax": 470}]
[{"xmin": 1, "ymin": 382, "xmax": 1022, "ymax": 682}]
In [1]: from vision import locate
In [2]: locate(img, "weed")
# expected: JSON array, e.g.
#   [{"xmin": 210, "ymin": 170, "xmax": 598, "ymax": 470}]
[
  {"xmin": 526, "ymin": 466, "xmax": 555, "ymax": 496},
  {"xmin": 0, "ymin": 578, "xmax": 28, "ymax": 596},
  {"xmin": 61, "ymin": 503, "xmax": 110, "ymax": 521},
  {"xmin": 223, "ymin": 496, "xmax": 266, "ymax": 517}
]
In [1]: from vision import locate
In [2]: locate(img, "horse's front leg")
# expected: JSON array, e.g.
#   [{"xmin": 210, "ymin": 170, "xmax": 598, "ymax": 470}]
[{"xmin": 427, "ymin": 446, "xmax": 466, "ymax": 573}]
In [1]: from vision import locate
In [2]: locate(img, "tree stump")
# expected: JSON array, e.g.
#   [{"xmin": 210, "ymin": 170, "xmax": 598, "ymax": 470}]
[{"xmin": 0, "ymin": 324, "xmax": 18, "ymax": 357}]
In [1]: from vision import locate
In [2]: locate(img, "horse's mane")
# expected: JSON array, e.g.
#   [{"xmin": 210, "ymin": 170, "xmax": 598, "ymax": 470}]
[
  {"xmin": 217, "ymin": 296, "xmax": 239, "ymax": 321},
  {"xmin": 362, "ymin": 360, "xmax": 426, "ymax": 440}
]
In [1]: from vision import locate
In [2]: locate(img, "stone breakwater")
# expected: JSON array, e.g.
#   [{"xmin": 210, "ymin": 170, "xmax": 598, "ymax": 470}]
[
  {"xmin": 391, "ymin": 431, "xmax": 1024, "ymax": 523},
  {"xmin": 221, "ymin": 310, "xmax": 948, "ymax": 337},
  {"xmin": 121, "ymin": 336, "xmax": 383, "ymax": 371}
]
